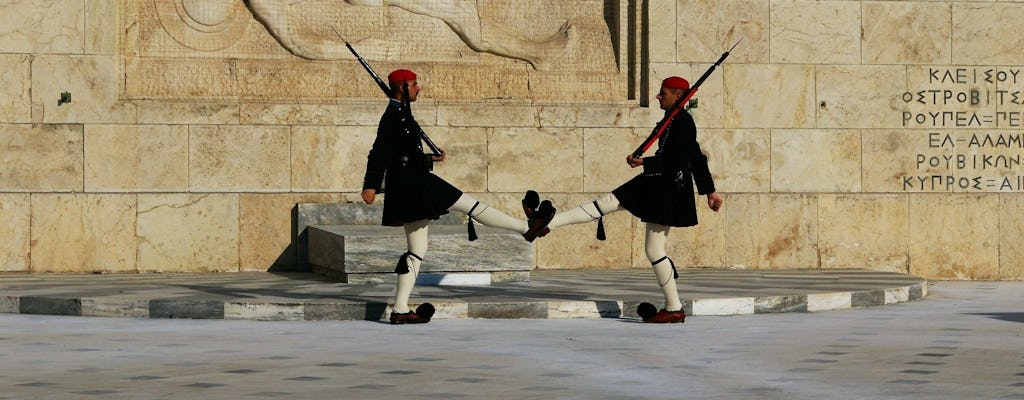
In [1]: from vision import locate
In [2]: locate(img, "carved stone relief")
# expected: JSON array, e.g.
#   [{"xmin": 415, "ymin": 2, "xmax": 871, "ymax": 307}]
[
  {"xmin": 155, "ymin": 0, "xmax": 251, "ymax": 51},
  {"xmin": 125, "ymin": 0, "xmax": 629, "ymax": 101}
]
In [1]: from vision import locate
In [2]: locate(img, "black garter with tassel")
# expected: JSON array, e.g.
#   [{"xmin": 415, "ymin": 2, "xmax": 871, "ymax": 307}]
[
  {"xmin": 395, "ymin": 252, "xmax": 423, "ymax": 274},
  {"xmin": 653, "ymin": 255, "xmax": 679, "ymax": 279},
  {"xmin": 593, "ymin": 201, "xmax": 606, "ymax": 241},
  {"xmin": 466, "ymin": 202, "xmax": 480, "ymax": 241}
]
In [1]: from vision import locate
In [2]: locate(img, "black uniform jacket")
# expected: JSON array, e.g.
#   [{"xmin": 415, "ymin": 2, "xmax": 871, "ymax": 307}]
[
  {"xmin": 362, "ymin": 100, "xmax": 461, "ymax": 226},
  {"xmin": 613, "ymin": 109, "xmax": 715, "ymax": 227}
]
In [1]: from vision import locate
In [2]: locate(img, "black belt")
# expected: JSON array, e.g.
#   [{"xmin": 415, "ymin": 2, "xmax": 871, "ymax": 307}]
[{"xmin": 392, "ymin": 156, "xmax": 432, "ymax": 171}]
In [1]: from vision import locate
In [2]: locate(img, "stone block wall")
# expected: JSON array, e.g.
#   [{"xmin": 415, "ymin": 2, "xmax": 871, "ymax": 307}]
[{"xmin": 0, "ymin": 0, "xmax": 1022, "ymax": 280}]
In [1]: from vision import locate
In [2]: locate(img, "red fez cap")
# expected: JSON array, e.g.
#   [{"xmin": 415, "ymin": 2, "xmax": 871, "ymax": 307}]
[
  {"xmin": 661, "ymin": 76, "xmax": 689, "ymax": 91},
  {"xmin": 388, "ymin": 69, "xmax": 417, "ymax": 84}
]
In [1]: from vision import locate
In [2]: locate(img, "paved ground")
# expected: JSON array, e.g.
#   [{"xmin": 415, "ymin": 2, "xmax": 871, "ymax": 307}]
[{"xmin": 0, "ymin": 279, "xmax": 1021, "ymax": 399}]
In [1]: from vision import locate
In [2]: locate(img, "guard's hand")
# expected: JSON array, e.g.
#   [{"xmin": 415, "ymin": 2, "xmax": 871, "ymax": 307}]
[
  {"xmin": 361, "ymin": 188, "xmax": 377, "ymax": 204},
  {"xmin": 707, "ymin": 192, "xmax": 723, "ymax": 212},
  {"xmin": 626, "ymin": 155, "xmax": 643, "ymax": 168},
  {"xmin": 431, "ymin": 150, "xmax": 446, "ymax": 162}
]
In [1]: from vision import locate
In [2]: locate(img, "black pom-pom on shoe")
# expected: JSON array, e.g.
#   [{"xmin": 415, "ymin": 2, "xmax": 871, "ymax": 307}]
[
  {"xmin": 415, "ymin": 303, "xmax": 436, "ymax": 320},
  {"xmin": 522, "ymin": 190, "xmax": 540, "ymax": 217},
  {"xmin": 637, "ymin": 302, "xmax": 658, "ymax": 321},
  {"xmin": 391, "ymin": 303, "xmax": 436, "ymax": 325}
]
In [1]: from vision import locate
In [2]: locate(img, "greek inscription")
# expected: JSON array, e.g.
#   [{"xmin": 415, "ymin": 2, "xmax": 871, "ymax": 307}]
[
  {"xmin": 968, "ymin": 133, "xmax": 1024, "ymax": 148},
  {"xmin": 902, "ymin": 175, "xmax": 983, "ymax": 191},
  {"xmin": 929, "ymin": 68, "xmax": 971, "ymax": 84},
  {"xmin": 916, "ymin": 153, "xmax": 1023, "ymax": 170},
  {"xmin": 928, "ymin": 68, "xmax": 1022, "ymax": 84},
  {"xmin": 927, "ymin": 133, "xmax": 1024, "ymax": 148},
  {"xmin": 900, "ymin": 67, "xmax": 1024, "ymax": 191},
  {"xmin": 998, "ymin": 176, "xmax": 1024, "ymax": 190},
  {"xmin": 901, "ymin": 111, "xmax": 984, "ymax": 127},
  {"xmin": 905, "ymin": 90, "xmax": 982, "ymax": 105}
]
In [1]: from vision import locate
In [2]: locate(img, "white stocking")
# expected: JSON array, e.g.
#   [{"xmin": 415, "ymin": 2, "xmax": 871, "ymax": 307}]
[
  {"xmin": 449, "ymin": 194, "xmax": 527, "ymax": 234},
  {"xmin": 393, "ymin": 220, "xmax": 428, "ymax": 313},
  {"xmin": 646, "ymin": 223, "xmax": 682, "ymax": 312},
  {"xmin": 547, "ymin": 193, "xmax": 624, "ymax": 229}
]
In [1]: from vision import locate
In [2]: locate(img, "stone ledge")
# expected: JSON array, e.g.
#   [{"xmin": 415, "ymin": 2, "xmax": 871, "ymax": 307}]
[
  {"xmin": 308, "ymin": 224, "xmax": 534, "ymax": 283},
  {"xmin": 299, "ymin": 202, "xmax": 489, "ymax": 278},
  {"xmin": 296, "ymin": 202, "xmax": 465, "ymax": 232}
]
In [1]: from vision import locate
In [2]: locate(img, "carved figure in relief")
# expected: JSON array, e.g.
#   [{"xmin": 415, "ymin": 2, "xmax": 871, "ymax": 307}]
[
  {"xmin": 245, "ymin": 0, "xmax": 572, "ymax": 69},
  {"xmin": 359, "ymin": 69, "xmax": 555, "ymax": 324}
]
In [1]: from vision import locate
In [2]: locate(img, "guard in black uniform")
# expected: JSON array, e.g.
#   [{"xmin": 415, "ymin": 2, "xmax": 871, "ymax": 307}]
[
  {"xmin": 544, "ymin": 76, "xmax": 723, "ymax": 323},
  {"xmin": 361, "ymin": 69, "xmax": 553, "ymax": 324}
]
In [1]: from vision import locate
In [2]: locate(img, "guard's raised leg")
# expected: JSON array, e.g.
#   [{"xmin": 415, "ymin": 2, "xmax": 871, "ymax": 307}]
[
  {"xmin": 449, "ymin": 194, "xmax": 531, "ymax": 240},
  {"xmin": 546, "ymin": 193, "xmax": 623, "ymax": 240}
]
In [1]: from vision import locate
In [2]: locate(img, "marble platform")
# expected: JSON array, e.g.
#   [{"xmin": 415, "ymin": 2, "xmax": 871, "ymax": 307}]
[{"xmin": 0, "ymin": 269, "xmax": 927, "ymax": 321}]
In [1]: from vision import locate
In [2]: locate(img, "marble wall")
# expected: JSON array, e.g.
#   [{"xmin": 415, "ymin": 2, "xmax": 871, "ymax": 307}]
[{"xmin": 1, "ymin": 0, "xmax": 1022, "ymax": 280}]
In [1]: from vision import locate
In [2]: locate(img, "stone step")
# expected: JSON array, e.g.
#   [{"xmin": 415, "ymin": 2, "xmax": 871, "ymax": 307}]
[
  {"xmin": 295, "ymin": 202, "xmax": 469, "ymax": 273},
  {"xmin": 308, "ymin": 224, "xmax": 533, "ymax": 284}
]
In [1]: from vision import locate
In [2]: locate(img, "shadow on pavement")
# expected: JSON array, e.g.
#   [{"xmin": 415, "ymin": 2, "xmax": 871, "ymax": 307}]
[{"xmin": 967, "ymin": 312, "xmax": 1024, "ymax": 323}]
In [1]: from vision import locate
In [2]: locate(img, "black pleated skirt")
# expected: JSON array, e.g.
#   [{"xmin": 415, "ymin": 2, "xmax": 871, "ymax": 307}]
[
  {"xmin": 381, "ymin": 169, "xmax": 462, "ymax": 227},
  {"xmin": 612, "ymin": 173, "xmax": 698, "ymax": 227}
]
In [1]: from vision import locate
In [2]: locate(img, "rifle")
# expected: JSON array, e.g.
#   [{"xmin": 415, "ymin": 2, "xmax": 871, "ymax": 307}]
[
  {"xmin": 631, "ymin": 39, "xmax": 741, "ymax": 159},
  {"xmin": 335, "ymin": 29, "xmax": 443, "ymax": 157}
]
